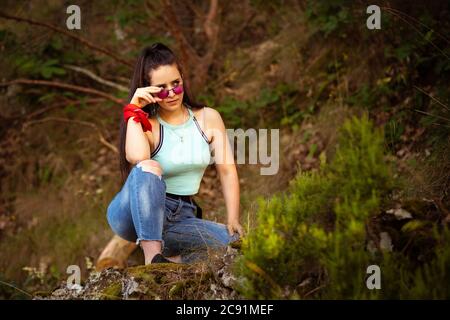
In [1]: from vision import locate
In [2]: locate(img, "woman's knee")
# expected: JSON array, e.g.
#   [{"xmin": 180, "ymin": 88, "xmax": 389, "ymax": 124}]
[
  {"xmin": 107, "ymin": 214, "xmax": 136, "ymax": 242},
  {"xmin": 206, "ymin": 222, "xmax": 239, "ymax": 246},
  {"xmin": 136, "ymin": 159, "xmax": 163, "ymax": 178},
  {"xmin": 190, "ymin": 223, "xmax": 235, "ymax": 248}
]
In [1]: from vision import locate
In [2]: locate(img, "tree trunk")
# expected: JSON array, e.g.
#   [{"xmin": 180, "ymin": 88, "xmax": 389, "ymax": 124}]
[{"xmin": 96, "ymin": 235, "xmax": 137, "ymax": 271}]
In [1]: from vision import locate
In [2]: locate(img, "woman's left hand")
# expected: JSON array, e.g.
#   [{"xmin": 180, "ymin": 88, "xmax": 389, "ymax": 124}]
[{"xmin": 227, "ymin": 219, "xmax": 245, "ymax": 237}]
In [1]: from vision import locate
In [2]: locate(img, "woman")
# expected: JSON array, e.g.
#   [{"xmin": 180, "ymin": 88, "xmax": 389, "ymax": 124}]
[{"xmin": 106, "ymin": 43, "xmax": 244, "ymax": 265}]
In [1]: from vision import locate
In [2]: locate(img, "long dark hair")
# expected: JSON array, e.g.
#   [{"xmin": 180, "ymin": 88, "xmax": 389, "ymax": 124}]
[{"xmin": 119, "ymin": 43, "xmax": 205, "ymax": 184}]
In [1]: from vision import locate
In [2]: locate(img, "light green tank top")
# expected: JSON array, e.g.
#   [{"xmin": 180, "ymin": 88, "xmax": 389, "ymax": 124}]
[{"xmin": 151, "ymin": 107, "xmax": 211, "ymax": 195}]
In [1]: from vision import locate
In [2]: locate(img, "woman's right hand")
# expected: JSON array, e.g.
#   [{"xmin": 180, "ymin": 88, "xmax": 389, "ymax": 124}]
[{"xmin": 130, "ymin": 86, "xmax": 164, "ymax": 108}]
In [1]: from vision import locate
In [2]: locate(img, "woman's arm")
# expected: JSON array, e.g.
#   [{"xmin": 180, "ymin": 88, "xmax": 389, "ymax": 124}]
[
  {"xmin": 207, "ymin": 108, "xmax": 244, "ymax": 237},
  {"xmin": 125, "ymin": 116, "xmax": 151, "ymax": 164},
  {"xmin": 125, "ymin": 86, "xmax": 162, "ymax": 165}
]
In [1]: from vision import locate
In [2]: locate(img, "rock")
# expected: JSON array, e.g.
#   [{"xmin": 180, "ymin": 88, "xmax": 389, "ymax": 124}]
[
  {"xmin": 379, "ymin": 232, "xmax": 393, "ymax": 252},
  {"xmin": 42, "ymin": 246, "xmax": 243, "ymax": 300},
  {"xmin": 51, "ymin": 288, "xmax": 67, "ymax": 298},
  {"xmin": 122, "ymin": 278, "xmax": 139, "ymax": 299},
  {"xmin": 386, "ymin": 208, "xmax": 413, "ymax": 220},
  {"xmin": 67, "ymin": 283, "xmax": 83, "ymax": 294}
]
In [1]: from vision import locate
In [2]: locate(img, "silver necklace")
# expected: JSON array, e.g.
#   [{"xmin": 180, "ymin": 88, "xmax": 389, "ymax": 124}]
[{"xmin": 170, "ymin": 107, "xmax": 188, "ymax": 143}]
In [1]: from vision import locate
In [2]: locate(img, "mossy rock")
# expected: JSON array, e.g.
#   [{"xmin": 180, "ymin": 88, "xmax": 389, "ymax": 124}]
[
  {"xmin": 402, "ymin": 198, "xmax": 440, "ymax": 220},
  {"xmin": 167, "ymin": 279, "xmax": 196, "ymax": 299},
  {"xmin": 33, "ymin": 290, "xmax": 53, "ymax": 298},
  {"xmin": 99, "ymin": 282, "xmax": 122, "ymax": 300},
  {"xmin": 127, "ymin": 263, "xmax": 190, "ymax": 277},
  {"xmin": 124, "ymin": 263, "xmax": 215, "ymax": 300},
  {"xmin": 230, "ymin": 239, "xmax": 243, "ymax": 250}
]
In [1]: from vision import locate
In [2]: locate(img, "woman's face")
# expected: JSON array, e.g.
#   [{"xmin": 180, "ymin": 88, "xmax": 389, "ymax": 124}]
[{"xmin": 149, "ymin": 64, "xmax": 184, "ymax": 112}]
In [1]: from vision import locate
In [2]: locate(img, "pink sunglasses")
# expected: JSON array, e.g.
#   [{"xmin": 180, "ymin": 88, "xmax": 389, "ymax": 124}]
[{"xmin": 156, "ymin": 84, "xmax": 184, "ymax": 99}]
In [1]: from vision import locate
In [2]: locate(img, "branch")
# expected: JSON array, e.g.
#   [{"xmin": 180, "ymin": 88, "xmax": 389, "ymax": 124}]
[
  {"xmin": 381, "ymin": 7, "xmax": 450, "ymax": 60},
  {"xmin": 204, "ymin": 0, "xmax": 219, "ymax": 40},
  {"xmin": 382, "ymin": 6, "xmax": 450, "ymax": 44},
  {"xmin": 413, "ymin": 85, "xmax": 450, "ymax": 112},
  {"xmin": 64, "ymin": 65, "xmax": 129, "ymax": 92},
  {"xmin": 415, "ymin": 109, "xmax": 450, "ymax": 123},
  {"xmin": 22, "ymin": 117, "xmax": 118, "ymax": 154},
  {"xmin": 155, "ymin": 0, "xmax": 199, "ymax": 63},
  {"xmin": 25, "ymin": 98, "xmax": 106, "ymax": 120},
  {"xmin": 203, "ymin": 0, "xmax": 220, "ymax": 62},
  {"xmin": 116, "ymin": 76, "xmax": 132, "ymax": 85},
  {"xmin": 230, "ymin": 11, "xmax": 257, "ymax": 47},
  {"xmin": 145, "ymin": 0, "xmax": 220, "ymax": 91},
  {"xmin": 0, "ymin": 79, "xmax": 124, "ymax": 105},
  {"xmin": 0, "ymin": 11, "xmax": 133, "ymax": 68},
  {"xmin": 184, "ymin": 2, "xmax": 203, "ymax": 18}
]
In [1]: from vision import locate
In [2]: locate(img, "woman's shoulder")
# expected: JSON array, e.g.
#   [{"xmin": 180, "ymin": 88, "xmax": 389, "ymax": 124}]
[{"xmin": 192, "ymin": 106, "xmax": 223, "ymax": 124}]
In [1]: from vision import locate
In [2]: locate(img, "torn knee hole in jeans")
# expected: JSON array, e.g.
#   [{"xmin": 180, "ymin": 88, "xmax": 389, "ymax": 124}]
[{"xmin": 137, "ymin": 161, "xmax": 162, "ymax": 179}]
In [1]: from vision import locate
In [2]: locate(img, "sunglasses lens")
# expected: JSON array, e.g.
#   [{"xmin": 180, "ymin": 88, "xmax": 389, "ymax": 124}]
[
  {"xmin": 157, "ymin": 90, "xmax": 169, "ymax": 99},
  {"xmin": 156, "ymin": 85, "xmax": 183, "ymax": 99},
  {"xmin": 173, "ymin": 85, "xmax": 183, "ymax": 95}
]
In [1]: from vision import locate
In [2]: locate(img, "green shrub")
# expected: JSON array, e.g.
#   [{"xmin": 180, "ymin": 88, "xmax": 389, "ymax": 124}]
[
  {"xmin": 235, "ymin": 114, "xmax": 450, "ymax": 299},
  {"xmin": 304, "ymin": 0, "xmax": 354, "ymax": 37}
]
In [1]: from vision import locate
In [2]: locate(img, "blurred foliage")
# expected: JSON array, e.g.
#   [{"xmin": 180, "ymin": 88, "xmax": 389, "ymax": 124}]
[
  {"xmin": 305, "ymin": 0, "xmax": 354, "ymax": 37},
  {"xmin": 236, "ymin": 115, "xmax": 450, "ymax": 299},
  {"xmin": 0, "ymin": 0, "xmax": 449, "ymax": 300},
  {"xmin": 206, "ymin": 82, "xmax": 304, "ymax": 129},
  {"xmin": 14, "ymin": 57, "xmax": 66, "ymax": 79}
]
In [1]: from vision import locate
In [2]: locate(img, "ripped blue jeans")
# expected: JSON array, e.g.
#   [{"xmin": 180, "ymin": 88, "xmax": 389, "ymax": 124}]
[{"xmin": 106, "ymin": 163, "xmax": 238, "ymax": 263}]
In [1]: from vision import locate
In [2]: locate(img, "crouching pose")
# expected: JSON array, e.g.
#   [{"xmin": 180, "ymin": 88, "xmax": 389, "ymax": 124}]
[{"xmin": 107, "ymin": 43, "xmax": 244, "ymax": 264}]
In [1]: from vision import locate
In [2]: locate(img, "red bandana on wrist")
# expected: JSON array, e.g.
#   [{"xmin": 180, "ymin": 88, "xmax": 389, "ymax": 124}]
[{"xmin": 123, "ymin": 104, "xmax": 152, "ymax": 132}]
